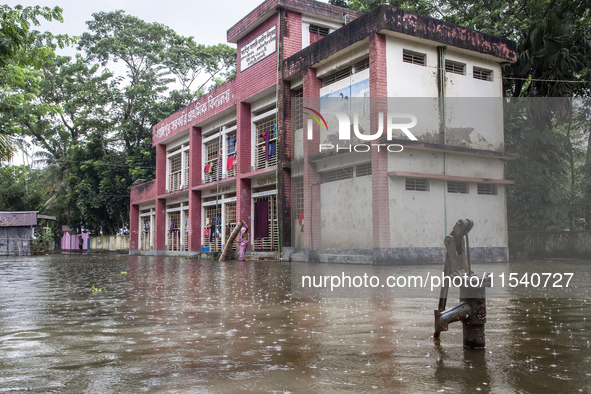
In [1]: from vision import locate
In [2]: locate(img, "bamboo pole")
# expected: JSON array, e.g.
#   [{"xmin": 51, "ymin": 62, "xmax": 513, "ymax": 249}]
[{"xmin": 219, "ymin": 220, "xmax": 244, "ymax": 261}]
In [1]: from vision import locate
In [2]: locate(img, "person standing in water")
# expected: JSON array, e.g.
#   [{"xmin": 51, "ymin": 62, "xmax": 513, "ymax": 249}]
[{"xmin": 237, "ymin": 223, "xmax": 249, "ymax": 261}]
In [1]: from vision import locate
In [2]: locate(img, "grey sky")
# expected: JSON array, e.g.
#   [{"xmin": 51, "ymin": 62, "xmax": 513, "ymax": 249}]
[{"xmin": 5, "ymin": 0, "xmax": 330, "ymax": 47}]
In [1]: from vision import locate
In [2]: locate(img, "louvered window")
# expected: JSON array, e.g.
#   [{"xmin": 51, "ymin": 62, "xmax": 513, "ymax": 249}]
[
  {"xmin": 355, "ymin": 163, "xmax": 372, "ymax": 177},
  {"xmin": 405, "ymin": 178, "xmax": 429, "ymax": 191},
  {"xmin": 309, "ymin": 24, "xmax": 329, "ymax": 44},
  {"xmin": 445, "ymin": 60, "xmax": 465, "ymax": 75},
  {"xmin": 322, "ymin": 57, "xmax": 370, "ymax": 86},
  {"xmin": 447, "ymin": 181, "xmax": 468, "ymax": 194},
  {"xmin": 323, "ymin": 166, "xmax": 354, "ymax": 183},
  {"xmin": 403, "ymin": 49, "xmax": 426, "ymax": 66},
  {"xmin": 473, "ymin": 67, "xmax": 493, "ymax": 81},
  {"xmin": 477, "ymin": 183, "xmax": 497, "ymax": 195}
]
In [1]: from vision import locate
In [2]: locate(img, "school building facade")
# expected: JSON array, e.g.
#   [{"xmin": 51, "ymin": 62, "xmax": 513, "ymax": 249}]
[{"xmin": 129, "ymin": 0, "xmax": 517, "ymax": 262}]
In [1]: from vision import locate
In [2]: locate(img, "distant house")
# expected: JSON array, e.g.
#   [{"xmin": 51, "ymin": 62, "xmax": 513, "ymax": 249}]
[
  {"xmin": 0, "ymin": 211, "xmax": 57, "ymax": 256},
  {"xmin": 0, "ymin": 211, "xmax": 38, "ymax": 256}
]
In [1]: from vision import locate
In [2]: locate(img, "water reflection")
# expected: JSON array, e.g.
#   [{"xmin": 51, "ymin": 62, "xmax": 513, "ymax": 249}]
[{"xmin": 0, "ymin": 255, "xmax": 589, "ymax": 392}]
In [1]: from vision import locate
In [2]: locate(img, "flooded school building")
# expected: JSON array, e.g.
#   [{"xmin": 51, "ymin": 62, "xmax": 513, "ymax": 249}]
[{"xmin": 129, "ymin": 0, "xmax": 517, "ymax": 262}]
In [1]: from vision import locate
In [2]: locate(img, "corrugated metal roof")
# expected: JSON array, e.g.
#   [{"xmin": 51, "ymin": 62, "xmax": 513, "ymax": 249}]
[{"xmin": 0, "ymin": 211, "xmax": 38, "ymax": 227}]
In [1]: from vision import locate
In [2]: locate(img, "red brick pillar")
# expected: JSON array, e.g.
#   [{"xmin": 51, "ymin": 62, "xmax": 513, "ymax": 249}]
[
  {"xmin": 155, "ymin": 198, "xmax": 166, "ymax": 251},
  {"xmin": 369, "ymin": 33, "xmax": 391, "ymax": 251},
  {"xmin": 236, "ymin": 101, "xmax": 252, "ymax": 233},
  {"xmin": 188, "ymin": 190, "xmax": 202, "ymax": 252},
  {"xmin": 188, "ymin": 125, "xmax": 203, "ymax": 252},
  {"xmin": 277, "ymin": 81, "xmax": 293, "ymax": 252},
  {"xmin": 156, "ymin": 143, "xmax": 167, "ymax": 194},
  {"xmin": 129, "ymin": 203, "xmax": 139, "ymax": 251},
  {"xmin": 189, "ymin": 126, "xmax": 202, "ymax": 188},
  {"xmin": 303, "ymin": 68, "xmax": 323, "ymax": 250}
]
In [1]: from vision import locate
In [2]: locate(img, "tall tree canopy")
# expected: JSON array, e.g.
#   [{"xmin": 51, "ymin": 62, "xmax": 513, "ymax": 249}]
[{"xmin": 0, "ymin": 8, "xmax": 236, "ymax": 235}]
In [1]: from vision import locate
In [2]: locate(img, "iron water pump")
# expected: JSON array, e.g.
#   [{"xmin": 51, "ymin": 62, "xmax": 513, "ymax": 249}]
[{"xmin": 433, "ymin": 219, "xmax": 491, "ymax": 348}]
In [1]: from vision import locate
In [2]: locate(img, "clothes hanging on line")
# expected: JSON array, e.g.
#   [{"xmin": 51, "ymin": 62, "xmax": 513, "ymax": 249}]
[
  {"xmin": 265, "ymin": 130, "xmax": 271, "ymax": 161},
  {"xmin": 227, "ymin": 156, "xmax": 234, "ymax": 171},
  {"xmin": 268, "ymin": 141, "xmax": 276, "ymax": 158},
  {"xmin": 204, "ymin": 163, "xmax": 210, "ymax": 173}
]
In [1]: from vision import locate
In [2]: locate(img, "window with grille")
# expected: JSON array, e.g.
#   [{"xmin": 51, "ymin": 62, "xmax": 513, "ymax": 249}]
[
  {"xmin": 309, "ymin": 24, "xmax": 329, "ymax": 44},
  {"xmin": 226, "ymin": 133, "xmax": 237, "ymax": 178},
  {"xmin": 447, "ymin": 181, "xmax": 468, "ymax": 194},
  {"xmin": 224, "ymin": 202, "xmax": 237, "ymax": 251},
  {"xmin": 473, "ymin": 67, "xmax": 493, "ymax": 81},
  {"xmin": 323, "ymin": 166, "xmax": 354, "ymax": 183},
  {"xmin": 477, "ymin": 183, "xmax": 497, "ymax": 195},
  {"xmin": 254, "ymin": 117, "xmax": 277, "ymax": 170},
  {"xmin": 322, "ymin": 57, "xmax": 370, "ymax": 86},
  {"xmin": 403, "ymin": 49, "xmax": 426, "ymax": 66},
  {"xmin": 445, "ymin": 60, "xmax": 465, "ymax": 75},
  {"xmin": 405, "ymin": 178, "xmax": 429, "ymax": 191},
  {"xmin": 183, "ymin": 210, "xmax": 189, "ymax": 251},
  {"xmin": 168, "ymin": 153, "xmax": 182, "ymax": 192},
  {"xmin": 292, "ymin": 89, "xmax": 303, "ymax": 130},
  {"xmin": 140, "ymin": 216, "xmax": 152, "ymax": 251},
  {"xmin": 167, "ymin": 211, "xmax": 182, "ymax": 251},
  {"xmin": 355, "ymin": 163, "xmax": 372, "ymax": 177},
  {"xmin": 203, "ymin": 138, "xmax": 221, "ymax": 184},
  {"xmin": 184, "ymin": 153, "xmax": 189, "ymax": 188},
  {"xmin": 203, "ymin": 205, "xmax": 222, "ymax": 252},
  {"xmin": 293, "ymin": 177, "xmax": 304, "ymax": 220},
  {"xmin": 252, "ymin": 195, "xmax": 278, "ymax": 252},
  {"xmin": 353, "ymin": 58, "xmax": 369, "ymax": 73}
]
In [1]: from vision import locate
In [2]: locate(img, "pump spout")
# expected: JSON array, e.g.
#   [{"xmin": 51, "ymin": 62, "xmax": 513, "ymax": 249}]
[{"xmin": 434, "ymin": 302, "xmax": 471, "ymax": 339}]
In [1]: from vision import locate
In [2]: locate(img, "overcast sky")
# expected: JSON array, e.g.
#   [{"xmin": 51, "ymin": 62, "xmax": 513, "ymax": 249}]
[{"xmin": 6, "ymin": 0, "xmax": 330, "ymax": 47}]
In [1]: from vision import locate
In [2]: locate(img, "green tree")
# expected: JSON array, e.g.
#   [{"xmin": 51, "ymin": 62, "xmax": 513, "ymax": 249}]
[
  {"xmin": 0, "ymin": 4, "xmax": 67, "ymax": 163},
  {"xmin": 0, "ymin": 165, "xmax": 46, "ymax": 211}
]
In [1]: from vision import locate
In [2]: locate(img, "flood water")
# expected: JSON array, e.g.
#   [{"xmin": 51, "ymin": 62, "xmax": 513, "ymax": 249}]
[{"xmin": 0, "ymin": 254, "xmax": 589, "ymax": 393}]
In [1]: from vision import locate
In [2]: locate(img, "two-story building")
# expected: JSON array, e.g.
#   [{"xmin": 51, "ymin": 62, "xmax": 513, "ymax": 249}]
[{"xmin": 129, "ymin": 0, "xmax": 517, "ymax": 262}]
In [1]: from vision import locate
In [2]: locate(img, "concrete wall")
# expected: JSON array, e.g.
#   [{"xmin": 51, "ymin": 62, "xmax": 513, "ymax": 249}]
[
  {"xmin": 388, "ymin": 177, "xmax": 507, "ymax": 249},
  {"xmin": 385, "ymin": 36, "xmax": 438, "ymax": 97},
  {"xmin": 90, "ymin": 235, "xmax": 130, "ymax": 252},
  {"xmin": 320, "ymin": 175, "xmax": 372, "ymax": 248},
  {"xmin": 509, "ymin": 231, "xmax": 591, "ymax": 260}
]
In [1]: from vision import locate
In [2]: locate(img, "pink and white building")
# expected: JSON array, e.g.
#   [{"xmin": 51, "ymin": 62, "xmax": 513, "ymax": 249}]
[{"xmin": 129, "ymin": 0, "xmax": 516, "ymax": 262}]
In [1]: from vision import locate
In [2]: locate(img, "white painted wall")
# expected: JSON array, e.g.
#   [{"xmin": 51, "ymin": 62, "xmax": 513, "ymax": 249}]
[
  {"xmin": 388, "ymin": 177, "xmax": 507, "ymax": 248},
  {"xmin": 389, "ymin": 177, "xmax": 446, "ymax": 247},
  {"xmin": 320, "ymin": 175, "xmax": 373, "ymax": 248},
  {"xmin": 386, "ymin": 36, "xmax": 438, "ymax": 97}
]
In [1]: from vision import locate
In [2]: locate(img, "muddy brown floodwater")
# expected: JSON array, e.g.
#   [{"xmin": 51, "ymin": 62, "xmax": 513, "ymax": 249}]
[{"xmin": 0, "ymin": 254, "xmax": 590, "ymax": 392}]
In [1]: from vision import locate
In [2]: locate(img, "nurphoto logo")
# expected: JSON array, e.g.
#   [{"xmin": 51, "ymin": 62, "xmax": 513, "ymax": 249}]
[{"xmin": 305, "ymin": 108, "xmax": 418, "ymax": 153}]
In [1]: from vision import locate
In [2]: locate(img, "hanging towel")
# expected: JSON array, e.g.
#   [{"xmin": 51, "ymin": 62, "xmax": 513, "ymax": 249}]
[
  {"xmin": 204, "ymin": 163, "xmax": 210, "ymax": 173},
  {"xmin": 207, "ymin": 162, "xmax": 214, "ymax": 174},
  {"xmin": 227, "ymin": 156, "xmax": 234, "ymax": 171},
  {"xmin": 265, "ymin": 130, "xmax": 271, "ymax": 161},
  {"xmin": 298, "ymin": 213, "xmax": 304, "ymax": 226},
  {"xmin": 269, "ymin": 141, "xmax": 276, "ymax": 158},
  {"xmin": 254, "ymin": 200, "xmax": 269, "ymax": 239}
]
